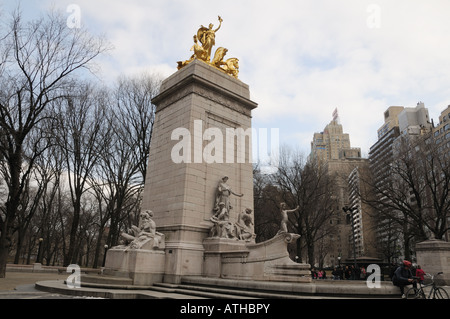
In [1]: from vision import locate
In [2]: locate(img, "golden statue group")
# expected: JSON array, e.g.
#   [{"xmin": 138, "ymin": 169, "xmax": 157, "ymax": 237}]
[{"xmin": 177, "ymin": 16, "xmax": 239, "ymax": 79}]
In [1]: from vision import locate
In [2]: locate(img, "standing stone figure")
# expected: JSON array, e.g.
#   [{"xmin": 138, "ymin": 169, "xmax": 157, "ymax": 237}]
[
  {"xmin": 277, "ymin": 203, "xmax": 300, "ymax": 234},
  {"xmin": 214, "ymin": 176, "xmax": 243, "ymax": 215}
]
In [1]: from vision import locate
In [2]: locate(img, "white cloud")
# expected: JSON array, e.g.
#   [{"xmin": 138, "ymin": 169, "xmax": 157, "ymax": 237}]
[{"xmin": 8, "ymin": 0, "xmax": 450, "ymax": 155}]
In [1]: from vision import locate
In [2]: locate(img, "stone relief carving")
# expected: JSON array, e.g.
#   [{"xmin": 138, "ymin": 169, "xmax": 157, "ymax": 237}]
[
  {"xmin": 118, "ymin": 210, "xmax": 165, "ymax": 250},
  {"xmin": 235, "ymin": 208, "xmax": 256, "ymax": 241},
  {"xmin": 209, "ymin": 177, "xmax": 255, "ymax": 241},
  {"xmin": 214, "ymin": 176, "xmax": 243, "ymax": 215}
]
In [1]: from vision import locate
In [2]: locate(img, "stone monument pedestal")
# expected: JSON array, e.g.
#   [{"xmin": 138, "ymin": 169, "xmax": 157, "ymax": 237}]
[
  {"xmin": 103, "ymin": 229, "xmax": 166, "ymax": 286},
  {"xmin": 416, "ymin": 239, "xmax": 450, "ymax": 285},
  {"xmin": 141, "ymin": 59, "xmax": 257, "ymax": 283},
  {"xmin": 203, "ymin": 233, "xmax": 311, "ymax": 283},
  {"xmin": 104, "ymin": 248, "xmax": 166, "ymax": 286}
]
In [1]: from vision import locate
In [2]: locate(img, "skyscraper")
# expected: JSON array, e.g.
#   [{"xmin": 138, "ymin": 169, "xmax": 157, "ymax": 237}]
[
  {"xmin": 309, "ymin": 110, "xmax": 371, "ymax": 267},
  {"xmin": 310, "ymin": 110, "xmax": 361, "ymax": 164},
  {"xmin": 432, "ymin": 104, "xmax": 450, "ymax": 153},
  {"xmin": 369, "ymin": 102, "xmax": 434, "ymax": 262}
]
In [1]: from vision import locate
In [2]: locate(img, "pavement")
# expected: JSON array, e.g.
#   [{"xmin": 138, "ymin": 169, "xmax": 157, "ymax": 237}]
[
  {"xmin": 1, "ymin": 268, "xmax": 450, "ymax": 300},
  {"xmin": 0, "ymin": 272, "xmax": 90, "ymax": 299},
  {"xmin": 2, "ymin": 269, "xmax": 449, "ymax": 319}
]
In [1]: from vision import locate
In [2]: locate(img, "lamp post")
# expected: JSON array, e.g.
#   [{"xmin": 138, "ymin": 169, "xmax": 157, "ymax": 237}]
[
  {"xmin": 102, "ymin": 245, "xmax": 108, "ymax": 267},
  {"xmin": 343, "ymin": 205, "xmax": 357, "ymax": 272},
  {"xmin": 337, "ymin": 255, "xmax": 341, "ymax": 269},
  {"xmin": 36, "ymin": 238, "xmax": 43, "ymax": 264}
]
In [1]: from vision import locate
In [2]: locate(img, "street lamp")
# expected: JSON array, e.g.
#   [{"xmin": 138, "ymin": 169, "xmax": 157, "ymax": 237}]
[
  {"xmin": 343, "ymin": 205, "xmax": 357, "ymax": 273},
  {"xmin": 102, "ymin": 245, "xmax": 109, "ymax": 267},
  {"xmin": 36, "ymin": 238, "xmax": 43, "ymax": 264},
  {"xmin": 337, "ymin": 255, "xmax": 341, "ymax": 269}
]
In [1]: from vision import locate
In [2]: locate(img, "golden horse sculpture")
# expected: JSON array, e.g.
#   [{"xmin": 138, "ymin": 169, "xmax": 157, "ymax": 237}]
[{"xmin": 177, "ymin": 16, "xmax": 239, "ymax": 79}]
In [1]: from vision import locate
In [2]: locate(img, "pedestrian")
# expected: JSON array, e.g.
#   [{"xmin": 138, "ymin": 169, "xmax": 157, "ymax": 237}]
[
  {"xmin": 360, "ymin": 266, "xmax": 366, "ymax": 280},
  {"xmin": 322, "ymin": 269, "xmax": 327, "ymax": 280},
  {"xmin": 318, "ymin": 269, "xmax": 323, "ymax": 279},
  {"xmin": 311, "ymin": 267, "xmax": 318, "ymax": 280},
  {"xmin": 392, "ymin": 260, "xmax": 417, "ymax": 298},
  {"xmin": 338, "ymin": 267, "xmax": 344, "ymax": 280},
  {"xmin": 415, "ymin": 265, "xmax": 426, "ymax": 284},
  {"xmin": 344, "ymin": 266, "xmax": 351, "ymax": 280},
  {"xmin": 332, "ymin": 267, "xmax": 339, "ymax": 280}
]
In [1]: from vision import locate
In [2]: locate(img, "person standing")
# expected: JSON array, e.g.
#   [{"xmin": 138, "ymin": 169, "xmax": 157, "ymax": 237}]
[
  {"xmin": 344, "ymin": 266, "xmax": 351, "ymax": 280},
  {"xmin": 360, "ymin": 266, "xmax": 367, "ymax": 280},
  {"xmin": 415, "ymin": 265, "xmax": 426, "ymax": 284},
  {"xmin": 332, "ymin": 267, "xmax": 339, "ymax": 280},
  {"xmin": 311, "ymin": 267, "xmax": 318, "ymax": 280}
]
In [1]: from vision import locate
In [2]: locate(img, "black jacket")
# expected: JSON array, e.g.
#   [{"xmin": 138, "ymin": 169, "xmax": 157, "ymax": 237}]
[{"xmin": 392, "ymin": 265, "xmax": 412, "ymax": 285}]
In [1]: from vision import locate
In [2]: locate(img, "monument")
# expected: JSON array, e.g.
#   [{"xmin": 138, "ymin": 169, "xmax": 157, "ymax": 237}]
[
  {"xmin": 103, "ymin": 16, "xmax": 311, "ymax": 286},
  {"xmin": 416, "ymin": 239, "xmax": 450, "ymax": 285},
  {"xmin": 103, "ymin": 210, "xmax": 166, "ymax": 285}
]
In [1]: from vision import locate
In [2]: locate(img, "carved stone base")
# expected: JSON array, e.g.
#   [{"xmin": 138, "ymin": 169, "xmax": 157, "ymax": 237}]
[
  {"xmin": 416, "ymin": 239, "xmax": 450, "ymax": 285},
  {"xmin": 203, "ymin": 233, "xmax": 311, "ymax": 283},
  {"xmin": 104, "ymin": 248, "xmax": 166, "ymax": 286}
]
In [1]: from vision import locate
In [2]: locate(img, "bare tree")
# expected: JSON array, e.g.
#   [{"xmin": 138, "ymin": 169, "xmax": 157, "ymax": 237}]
[
  {"xmin": 105, "ymin": 74, "xmax": 160, "ymax": 246},
  {"xmin": 253, "ymin": 163, "xmax": 282, "ymax": 242},
  {"xmin": 363, "ymin": 133, "xmax": 450, "ymax": 260},
  {"xmin": 0, "ymin": 8, "xmax": 110, "ymax": 277},
  {"xmin": 113, "ymin": 73, "xmax": 161, "ymax": 182},
  {"xmin": 53, "ymin": 82, "xmax": 110, "ymax": 266},
  {"xmin": 267, "ymin": 147, "xmax": 336, "ymax": 265}
]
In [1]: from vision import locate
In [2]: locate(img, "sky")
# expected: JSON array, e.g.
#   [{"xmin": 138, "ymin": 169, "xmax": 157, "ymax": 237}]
[{"xmin": 2, "ymin": 0, "xmax": 450, "ymax": 157}]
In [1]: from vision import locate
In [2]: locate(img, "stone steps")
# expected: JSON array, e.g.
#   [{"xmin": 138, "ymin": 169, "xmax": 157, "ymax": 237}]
[
  {"xmin": 150, "ymin": 283, "xmax": 255, "ymax": 299},
  {"xmin": 152, "ymin": 282, "xmax": 328, "ymax": 299},
  {"xmin": 39, "ymin": 272, "xmax": 400, "ymax": 299},
  {"xmin": 81, "ymin": 274, "xmax": 133, "ymax": 285},
  {"xmin": 178, "ymin": 276, "xmax": 400, "ymax": 298}
]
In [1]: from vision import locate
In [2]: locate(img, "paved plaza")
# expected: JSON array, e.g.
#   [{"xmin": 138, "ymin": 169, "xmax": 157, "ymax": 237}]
[
  {"xmin": 1, "ymin": 268, "xmax": 449, "ymax": 300},
  {"xmin": 0, "ymin": 272, "xmax": 85, "ymax": 299}
]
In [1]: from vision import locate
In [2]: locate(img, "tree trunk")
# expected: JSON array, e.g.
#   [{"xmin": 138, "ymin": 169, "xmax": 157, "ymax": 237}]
[
  {"xmin": 13, "ymin": 229, "xmax": 25, "ymax": 264},
  {"xmin": 92, "ymin": 228, "xmax": 104, "ymax": 268},
  {"xmin": 64, "ymin": 211, "xmax": 80, "ymax": 266}
]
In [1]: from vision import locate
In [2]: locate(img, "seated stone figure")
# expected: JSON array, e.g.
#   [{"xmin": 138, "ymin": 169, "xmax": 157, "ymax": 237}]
[
  {"xmin": 120, "ymin": 210, "xmax": 164, "ymax": 250},
  {"xmin": 235, "ymin": 208, "xmax": 256, "ymax": 242},
  {"xmin": 210, "ymin": 202, "xmax": 236, "ymax": 239},
  {"xmin": 210, "ymin": 204, "xmax": 256, "ymax": 241}
]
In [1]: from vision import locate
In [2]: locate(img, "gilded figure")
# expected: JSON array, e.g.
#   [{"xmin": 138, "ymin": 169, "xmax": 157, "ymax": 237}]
[
  {"xmin": 197, "ymin": 16, "xmax": 223, "ymax": 62},
  {"xmin": 177, "ymin": 16, "xmax": 239, "ymax": 79}
]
